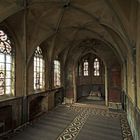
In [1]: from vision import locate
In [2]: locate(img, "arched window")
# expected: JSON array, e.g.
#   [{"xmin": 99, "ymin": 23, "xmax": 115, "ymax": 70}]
[
  {"xmin": 34, "ymin": 46, "xmax": 45, "ymax": 90},
  {"xmin": 83, "ymin": 60, "xmax": 88, "ymax": 76},
  {"xmin": 94, "ymin": 58, "xmax": 100, "ymax": 76},
  {"xmin": 0, "ymin": 30, "xmax": 14, "ymax": 95},
  {"xmin": 54, "ymin": 60, "xmax": 61, "ymax": 87}
]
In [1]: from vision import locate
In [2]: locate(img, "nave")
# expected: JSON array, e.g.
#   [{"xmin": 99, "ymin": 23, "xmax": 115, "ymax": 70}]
[
  {"xmin": 0, "ymin": 1, "xmax": 140, "ymax": 139},
  {"xmin": 2, "ymin": 104, "xmax": 132, "ymax": 140}
]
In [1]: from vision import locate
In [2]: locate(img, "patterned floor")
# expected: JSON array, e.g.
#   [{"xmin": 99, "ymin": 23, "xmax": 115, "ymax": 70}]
[{"xmin": 2, "ymin": 104, "xmax": 133, "ymax": 140}]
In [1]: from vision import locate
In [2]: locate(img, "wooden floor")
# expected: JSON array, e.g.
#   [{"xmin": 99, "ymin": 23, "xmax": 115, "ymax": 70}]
[{"xmin": 2, "ymin": 102, "xmax": 133, "ymax": 140}]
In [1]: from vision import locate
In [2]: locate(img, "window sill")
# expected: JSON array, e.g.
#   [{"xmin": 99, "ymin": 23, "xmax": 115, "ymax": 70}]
[
  {"xmin": 0, "ymin": 95, "xmax": 16, "ymax": 102},
  {"xmin": 33, "ymin": 89, "xmax": 46, "ymax": 94},
  {"xmin": 53, "ymin": 86, "xmax": 62, "ymax": 89},
  {"xmin": 33, "ymin": 87, "xmax": 62, "ymax": 94},
  {"xmin": 27, "ymin": 89, "xmax": 46, "ymax": 97}
]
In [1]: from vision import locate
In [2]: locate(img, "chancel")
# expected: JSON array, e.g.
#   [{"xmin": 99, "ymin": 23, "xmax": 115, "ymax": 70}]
[{"xmin": 0, "ymin": 0, "xmax": 139, "ymax": 140}]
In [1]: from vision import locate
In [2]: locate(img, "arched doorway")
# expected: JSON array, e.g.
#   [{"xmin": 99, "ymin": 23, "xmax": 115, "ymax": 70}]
[{"xmin": 76, "ymin": 53, "xmax": 105, "ymax": 105}]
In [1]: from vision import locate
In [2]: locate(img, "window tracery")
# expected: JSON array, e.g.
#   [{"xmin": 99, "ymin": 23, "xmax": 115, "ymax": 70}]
[
  {"xmin": 94, "ymin": 58, "xmax": 100, "ymax": 76},
  {"xmin": 83, "ymin": 60, "xmax": 88, "ymax": 76},
  {"xmin": 54, "ymin": 60, "xmax": 61, "ymax": 87},
  {"xmin": 0, "ymin": 30, "xmax": 14, "ymax": 95},
  {"xmin": 34, "ymin": 46, "xmax": 45, "ymax": 90}
]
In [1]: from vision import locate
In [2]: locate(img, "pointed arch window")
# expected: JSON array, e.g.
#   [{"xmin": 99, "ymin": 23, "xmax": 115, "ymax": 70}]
[
  {"xmin": 94, "ymin": 58, "xmax": 100, "ymax": 76},
  {"xmin": 54, "ymin": 60, "xmax": 61, "ymax": 87},
  {"xmin": 83, "ymin": 60, "xmax": 88, "ymax": 76},
  {"xmin": 34, "ymin": 46, "xmax": 45, "ymax": 90},
  {"xmin": 0, "ymin": 30, "xmax": 14, "ymax": 96}
]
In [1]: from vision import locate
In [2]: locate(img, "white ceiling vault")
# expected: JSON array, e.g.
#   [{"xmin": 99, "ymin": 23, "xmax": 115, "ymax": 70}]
[{"xmin": 0, "ymin": 0, "xmax": 139, "ymax": 65}]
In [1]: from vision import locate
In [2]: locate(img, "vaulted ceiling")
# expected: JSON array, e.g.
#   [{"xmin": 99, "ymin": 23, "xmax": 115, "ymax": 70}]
[{"xmin": 0, "ymin": 0, "xmax": 139, "ymax": 65}]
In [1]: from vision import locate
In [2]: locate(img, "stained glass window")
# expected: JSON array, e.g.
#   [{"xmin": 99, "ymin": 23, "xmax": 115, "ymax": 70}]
[
  {"xmin": 54, "ymin": 60, "xmax": 61, "ymax": 87},
  {"xmin": 34, "ymin": 46, "xmax": 45, "ymax": 90},
  {"xmin": 94, "ymin": 58, "xmax": 100, "ymax": 76},
  {"xmin": 83, "ymin": 60, "xmax": 88, "ymax": 76},
  {"xmin": 0, "ymin": 30, "xmax": 14, "ymax": 95}
]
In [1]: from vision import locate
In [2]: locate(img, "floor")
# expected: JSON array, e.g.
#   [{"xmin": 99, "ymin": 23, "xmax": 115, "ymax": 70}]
[
  {"xmin": 2, "ymin": 103, "xmax": 133, "ymax": 140},
  {"xmin": 77, "ymin": 96, "xmax": 105, "ymax": 106}
]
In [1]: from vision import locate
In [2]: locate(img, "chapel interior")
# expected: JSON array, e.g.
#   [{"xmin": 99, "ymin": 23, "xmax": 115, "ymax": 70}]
[{"xmin": 0, "ymin": 0, "xmax": 140, "ymax": 140}]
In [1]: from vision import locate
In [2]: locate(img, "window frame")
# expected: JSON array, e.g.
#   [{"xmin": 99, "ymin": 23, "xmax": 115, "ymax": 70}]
[
  {"xmin": 83, "ymin": 59, "xmax": 89, "ymax": 76},
  {"xmin": 94, "ymin": 58, "xmax": 100, "ymax": 76},
  {"xmin": 0, "ymin": 30, "xmax": 15, "ymax": 96},
  {"xmin": 33, "ymin": 46, "xmax": 45, "ymax": 90},
  {"xmin": 54, "ymin": 60, "xmax": 61, "ymax": 87}
]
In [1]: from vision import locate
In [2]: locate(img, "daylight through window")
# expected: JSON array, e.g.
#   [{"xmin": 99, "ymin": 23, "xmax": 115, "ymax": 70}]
[
  {"xmin": 83, "ymin": 60, "xmax": 88, "ymax": 76},
  {"xmin": 54, "ymin": 60, "xmax": 61, "ymax": 87},
  {"xmin": 0, "ymin": 30, "xmax": 14, "ymax": 95},
  {"xmin": 94, "ymin": 58, "xmax": 100, "ymax": 76},
  {"xmin": 34, "ymin": 46, "xmax": 45, "ymax": 90}
]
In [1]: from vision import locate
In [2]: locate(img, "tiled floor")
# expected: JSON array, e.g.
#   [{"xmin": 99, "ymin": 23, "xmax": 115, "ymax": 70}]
[
  {"xmin": 77, "ymin": 96, "xmax": 105, "ymax": 106},
  {"xmin": 3, "ymin": 104, "xmax": 133, "ymax": 140}
]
